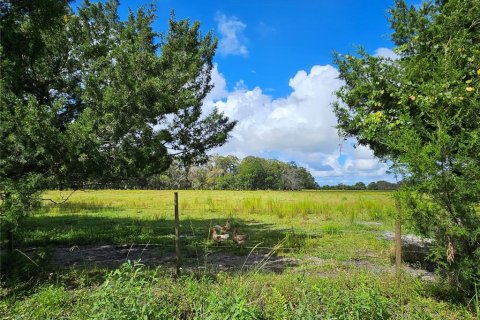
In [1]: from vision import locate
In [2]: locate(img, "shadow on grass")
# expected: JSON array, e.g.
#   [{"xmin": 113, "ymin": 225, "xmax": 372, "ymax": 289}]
[
  {"xmin": 6, "ymin": 214, "xmax": 316, "ymax": 274},
  {"xmin": 0, "ymin": 213, "xmax": 310, "ymax": 299},
  {"xmin": 17, "ymin": 214, "xmax": 316, "ymax": 249}
]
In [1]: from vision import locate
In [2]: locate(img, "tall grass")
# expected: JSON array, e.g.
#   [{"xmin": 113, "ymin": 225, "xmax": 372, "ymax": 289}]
[
  {"xmin": 40, "ymin": 190, "xmax": 395, "ymax": 223},
  {"xmin": 14, "ymin": 190, "xmax": 397, "ymax": 261},
  {"xmin": 4, "ymin": 261, "xmax": 476, "ymax": 319},
  {"xmin": 3, "ymin": 190, "xmax": 477, "ymax": 319}
]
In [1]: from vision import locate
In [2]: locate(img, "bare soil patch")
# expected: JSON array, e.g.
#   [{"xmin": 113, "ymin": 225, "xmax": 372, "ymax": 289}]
[
  {"xmin": 16, "ymin": 244, "xmax": 431, "ymax": 281},
  {"xmin": 50, "ymin": 245, "xmax": 174, "ymax": 268},
  {"xmin": 39, "ymin": 245, "xmax": 298, "ymax": 272}
]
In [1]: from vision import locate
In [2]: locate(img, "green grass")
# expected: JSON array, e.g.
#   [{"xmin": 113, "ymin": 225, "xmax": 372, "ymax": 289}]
[
  {"xmin": 9, "ymin": 189, "xmax": 399, "ymax": 274},
  {"xmin": 2, "ymin": 190, "xmax": 477, "ymax": 319},
  {"xmin": 1, "ymin": 261, "xmax": 476, "ymax": 319},
  {"xmin": 18, "ymin": 190, "xmax": 395, "ymax": 259}
]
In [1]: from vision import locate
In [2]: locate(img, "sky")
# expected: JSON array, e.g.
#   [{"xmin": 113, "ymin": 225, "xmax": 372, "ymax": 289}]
[{"xmin": 73, "ymin": 0, "xmax": 411, "ymax": 185}]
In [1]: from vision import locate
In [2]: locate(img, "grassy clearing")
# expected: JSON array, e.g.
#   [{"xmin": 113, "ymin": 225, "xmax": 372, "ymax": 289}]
[
  {"xmin": 2, "ymin": 190, "xmax": 478, "ymax": 319},
  {"xmin": 9, "ymin": 190, "xmax": 399, "ymax": 273},
  {"xmin": 19, "ymin": 190, "xmax": 395, "ymax": 259}
]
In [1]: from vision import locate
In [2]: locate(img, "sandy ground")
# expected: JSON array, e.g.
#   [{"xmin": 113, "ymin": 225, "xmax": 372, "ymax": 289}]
[{"xmin": 10, "ymin": 243, "xmax": 434, "ymax": 281}]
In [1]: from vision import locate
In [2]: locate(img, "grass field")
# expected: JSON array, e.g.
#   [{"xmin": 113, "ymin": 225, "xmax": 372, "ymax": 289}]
[
  {"xmin": 1, "ymin": 190, "xmax": 478, "ymax": 319},
  {"xmin": 20, "ymin": 190, "xmax": 396, "ymax": 259}
]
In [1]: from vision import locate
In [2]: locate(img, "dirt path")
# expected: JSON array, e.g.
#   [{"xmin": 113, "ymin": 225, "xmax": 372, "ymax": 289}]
[
  {"xmin": 46, "ymin": 244, "xmax": 298, "ymax": 272},
  {"xmin": 13, "ymin": 244, "xmax": 435, "ymax": 281}
]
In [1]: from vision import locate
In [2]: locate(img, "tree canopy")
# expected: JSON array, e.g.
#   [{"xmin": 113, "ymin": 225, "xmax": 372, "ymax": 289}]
[
  {"xmin": 140, "ymin": 155, "xmax": 319, "ymax": 191},
  {"xmin": 333, "ymin": 0, "xmax": 479, "ymax": 293},
  {"xmin": 0, "ymin": 0, "xmax": 236, "ymax": 243}
]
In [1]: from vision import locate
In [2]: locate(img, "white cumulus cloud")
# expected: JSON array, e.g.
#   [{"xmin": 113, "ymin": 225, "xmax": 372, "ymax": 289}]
[
  {"xmin": 204, "ymin": 63, "xmax": 393, "ymax": 185},
  {"xmin": 215, "ymin": 13, "xmax": 248, "ymax": 57}
]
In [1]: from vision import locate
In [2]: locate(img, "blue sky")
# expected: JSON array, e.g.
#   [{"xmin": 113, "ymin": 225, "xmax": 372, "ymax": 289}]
[
  {"xmin": 73, "ymin": 0, "xmax": 410, "ymax": 185},
  {"xmin": 160, "ymin": 1, "xmax": 399, "ymax": 98}
]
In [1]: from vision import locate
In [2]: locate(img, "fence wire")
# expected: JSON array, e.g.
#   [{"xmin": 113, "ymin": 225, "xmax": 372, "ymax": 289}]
[{"xmin": 33, "ymin": 192, "xmax": 430, "ymax": 275}]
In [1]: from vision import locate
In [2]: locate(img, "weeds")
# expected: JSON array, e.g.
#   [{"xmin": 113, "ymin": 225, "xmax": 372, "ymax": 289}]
[
  {"xmin": 4, "ymin": 261, "xmax": 477, "ymax": 319},
  {"xmin": 3, "ymin": 190, "xmax": 477, "ymax": 318}
]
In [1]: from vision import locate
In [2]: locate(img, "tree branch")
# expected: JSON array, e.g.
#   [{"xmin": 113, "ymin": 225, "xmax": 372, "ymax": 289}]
[{"xmin": 42, "ymin": 189, "xmax": 77, "ymax": 205}]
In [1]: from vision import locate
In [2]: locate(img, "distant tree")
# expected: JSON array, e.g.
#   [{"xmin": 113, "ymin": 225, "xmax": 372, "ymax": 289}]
[
  {"xmin": 146, "ymin": 174, "xmax": 171, "ymax": 190},
  {"xmin": 333, "ymin": 0, "xmax": 480, "ymax": 292},
  {"xmin": 165, "ymin": 161, "xmax": 191, "ymax": 189},
  {"xmin": 281, "ymin": 166, "xmax": 302, "ymax": 190},
  {"xmin": 376, "ymin": 180, "xmax": 398, "ymax": 190},
  {"xmin": 188, "ymin": 167, "xmax": 208, "ymax": 190},
  {"xmin": 296, "ymin": 167, "xmax": 319, "ymax": 190},
  {"xmin": 221, "ymin": 156, "xmax": 318, "ymax": 190},
  {"xmin": 236, "ymin": 157, "xmax": 269, "ymax": 190},
  {"xmin": 0, "ymin": 0, "xmax": 236, "ymax": 248},
  {"xmin": 215, "ymin": 173, "xmax": 238, "ymax": 190},
  {"xmin": 213, "ymin": 155, "xmax": 240, "ymax": 174},
  {"xmin": 367, "ymin": 182, "xmax": 378, "ymax": 190},
  {"xmin": 354, "ymin": 182, "xmax": 367, "ymax": 190},
  {"xmin": 209, "ymin": 155, "xmax": 240, "ymax": 189}
]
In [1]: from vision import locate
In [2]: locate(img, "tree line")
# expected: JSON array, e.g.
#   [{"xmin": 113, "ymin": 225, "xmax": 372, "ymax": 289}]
[
  {"xmin": 83, "ymin": 155, "xmax": 319, "ymax": 190},
  {"xmin": 57, "ymin": 153, "xmax": 402, "ymax": 191},
  {"xmin": 76, "ymin": 154, "xmax": 399, "ymax": 191},
  {"xmin": 318, "ymin": 180, "xmax": 399, "ymax": 190}
]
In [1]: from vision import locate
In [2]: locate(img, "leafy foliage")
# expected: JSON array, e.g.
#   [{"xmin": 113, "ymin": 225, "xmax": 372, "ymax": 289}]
[
  {"xmin": 144, "ymin": 155, "xmax": 319, "ymax": 190},
  {"xmin": 5, "ymin": 262, "xmax": 477, "ymax": 319},
  {"xmin": 333, "ymin": 0, "xmax": 480, "ymax": 293},
  {"xmin": 0, "ymin": 1, "xmax": 235, "ymax": 242}
]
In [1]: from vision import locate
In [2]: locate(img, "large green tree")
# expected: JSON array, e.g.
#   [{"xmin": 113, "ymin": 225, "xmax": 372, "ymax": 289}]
[
  {"xmin": 0, "ymin": 0, "xmax": 236, "ymax": 247},
  {"xmin": 143, "ymin": 155, "xmax": 318, "ymax": 191},
  {"xmin": 333, "ymin": 0, "xmax": 479, "ymax": 293}
]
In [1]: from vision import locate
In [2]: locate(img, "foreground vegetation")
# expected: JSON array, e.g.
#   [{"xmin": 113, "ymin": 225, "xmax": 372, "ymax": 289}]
[
  {"xmin": 334, "ymin": 0, "xmax": 480, "ymax": 293},
  {"xmin": 2, "ymin": 261, "xmax": 477, "ymax": 320},
  {"xmin": 1, "ymin": 190, "xmax": 478, "ymax": 319}
]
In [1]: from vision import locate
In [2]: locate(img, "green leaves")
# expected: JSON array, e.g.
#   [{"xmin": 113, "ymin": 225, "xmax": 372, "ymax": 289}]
[
  {"xmin": 333, "ymin": 0, "xmax": 480, "ymax": 294},
  {"xmin": 0, "ymin": 1, "xmax": 236, "ymax": 245},
  {"xmin": 1, "ymin": 0, "xmax": 236, "ymax": 182}
]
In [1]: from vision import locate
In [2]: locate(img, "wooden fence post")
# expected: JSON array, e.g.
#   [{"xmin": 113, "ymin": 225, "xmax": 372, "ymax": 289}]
[
  {"xmin": 395, "ymin": 200, "xmax": 402, "ymax": 276},
  {"xmin": 174, "ymin": 192, "xmax": 181, "ymax": 277}
]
